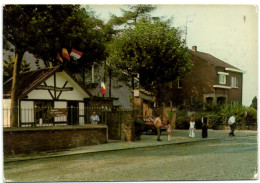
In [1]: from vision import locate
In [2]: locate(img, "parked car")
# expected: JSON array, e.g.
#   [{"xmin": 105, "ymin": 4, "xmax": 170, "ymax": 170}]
[{"xmin": 137, "ymin": 116, "xmax": 167, "ymax": 135}]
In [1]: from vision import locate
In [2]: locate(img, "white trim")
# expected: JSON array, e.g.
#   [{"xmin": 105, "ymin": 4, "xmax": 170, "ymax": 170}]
[
  {"xmin": 213, "ymin": 85, "xmax": 231, "ymax": 89},
  {"xmin": 218, "ymin": 72, "xmax": 229, "ymax": 75},
  {"xmin": 225, "ymin": 68, "xmax": 244, "ymax": 73},
  {"xmin": 219, "ymin": 75, "xmax": 226, "ymax": 84},
  {"xmin": 231, "ymin": 76, "xmax": 238, "ymax": 88}
]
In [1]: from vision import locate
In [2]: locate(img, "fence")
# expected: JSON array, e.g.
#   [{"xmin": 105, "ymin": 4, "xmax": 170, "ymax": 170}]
[{"xmin": 3, "ymin": 106, "xmax": 122, "ymax": 128}]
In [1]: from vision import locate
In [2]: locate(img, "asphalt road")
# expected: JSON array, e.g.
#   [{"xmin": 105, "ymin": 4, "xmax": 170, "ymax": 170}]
[{"xmin": 4, "ymin": 135, "xmax": 257, "ymax": 182}]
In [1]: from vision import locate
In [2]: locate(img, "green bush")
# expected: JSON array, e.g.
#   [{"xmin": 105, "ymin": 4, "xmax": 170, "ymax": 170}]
[
  {"xmin": 175, "ymin": 110, "xmax": 189, "ymax": 129},
  {"xmin": 193, "ymin": 112, "xmax": 205, "ymax": 129},
  {"xmin": 175, "ymin": 103, "xmax": 248, "ymax": 130},
  {"xmin": 207, "ymin": 113, "xmax": 222, "ymax": 129},
  {"xmin": 247, "ymin": 107, "xmax": 257, "ymax": 122}
]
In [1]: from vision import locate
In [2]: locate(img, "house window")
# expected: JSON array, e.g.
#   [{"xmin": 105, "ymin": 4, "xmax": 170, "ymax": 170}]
[
  {"xmin": 219, "ymin": 74, "xmax": 226, "ymax": 84},
  {"xmin": 231, "ymin": 101, "xmax": 239, "ymax": 106},
  {"xmin": 206, "ymin": 97, "xmax": 213, "ymax": 105},
  {"xmin": 34, "ymin": 101, "xmax": 54, "ymax": 125},
  {"xmin": 178, "ymin": 79, "xmax": 182, "ymax": 89},
  {"xmin": 217, "ymin": 97, "xmax": 226, "ymax": 104},
  {"xmin": 231, "ymin": 76, "xmax": 238, "ymax": 88}
]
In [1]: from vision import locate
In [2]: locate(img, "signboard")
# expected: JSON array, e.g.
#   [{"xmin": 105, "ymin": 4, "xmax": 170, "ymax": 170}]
[
  {"xmin": 36, "ymin": 85, "xmax": 73, "ymax": 91},
  {"xmin": 49, "ymin": 108, "xmax": 68, "ymax": 117}
]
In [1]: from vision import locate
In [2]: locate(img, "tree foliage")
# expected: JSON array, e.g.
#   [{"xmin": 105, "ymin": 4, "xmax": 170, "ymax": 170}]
[
  {"xmin": 250, "ymin": 96, "xmax": 257, "ymax": 110},
  {"xmin": 3, "ymin": 55, "xmax": 30, "ymax": 83},
  {"xmin": 108, "ymin": 5, "xmax": 156, "ymax": 26},
  {"xmin": 107, "ymin": 20, "xmax": 192, "ymax": 95},
  {"xmin": 3, "ymin": 5, "xmax": 105, "ymax": 66},
  {"xmin": 3, "ymin": 5, "xmax": 106, "ymax": 126}
]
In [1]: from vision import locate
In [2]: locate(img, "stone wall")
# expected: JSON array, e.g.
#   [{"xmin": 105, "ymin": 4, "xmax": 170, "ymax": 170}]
[{"xmin": 4, "ymin": 125, "xmax": 107, "ymax": 155}]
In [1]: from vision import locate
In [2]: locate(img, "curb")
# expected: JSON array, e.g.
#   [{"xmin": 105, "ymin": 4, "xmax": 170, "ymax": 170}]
[{"xmin": 4, "ymin": 135, "xmax": 256, "ymax": 163}]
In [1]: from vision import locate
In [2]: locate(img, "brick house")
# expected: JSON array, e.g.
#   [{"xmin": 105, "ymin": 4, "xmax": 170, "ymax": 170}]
[{"xmin": 163, "ymin": 46, "xmax": 243, "ymax": 110}]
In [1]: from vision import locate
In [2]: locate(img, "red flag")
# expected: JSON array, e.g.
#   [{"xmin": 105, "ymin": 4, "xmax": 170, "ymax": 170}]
[
  {"xmin": 99, "ymin": 80, "xmax": 106, "ymax": 95},
  {"xmin": 70, "ymin": 48, "xmax": 83, "ymax": 60}
]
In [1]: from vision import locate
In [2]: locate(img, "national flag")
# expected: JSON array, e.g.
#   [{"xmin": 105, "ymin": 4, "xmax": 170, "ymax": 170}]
[
  {"xmin": 99, "ymin": 80, "xmax": 106, "ymax": 95},
  {"xmin": 56, "ymin": 52, "xmax": 63, "ymax": 63},
  {"xmin": 70, "ymin": 48, "xmax": 83, "ymax": 60},
  {"xmin": 61, "ymin": 48, "xmax": 71, "ymax": 61}
]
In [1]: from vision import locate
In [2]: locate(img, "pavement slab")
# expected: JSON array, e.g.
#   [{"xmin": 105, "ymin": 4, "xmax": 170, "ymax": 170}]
[{"xmin": 4, "ymin": 129, "xmax": 257, "ymax": 163}]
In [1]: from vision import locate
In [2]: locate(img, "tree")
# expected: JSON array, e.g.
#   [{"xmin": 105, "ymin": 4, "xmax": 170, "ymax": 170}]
[
  {"xmin": 107, "ymin": 20, "xmax": 192, "ymax": 104},
  {"xmin": 3, "ymin": 55, "xmax": 30, "ymax": 83},
  {"xmin": 250, "ymin": 96, "xmax": 257, "ymax": 110},
  {"xmin": 3, "ymin": 5, "xmax": 106, "ymax": 126},
  {"xmin": 108, "ymin": 5, "xmax": 156, "ymax": 27}
]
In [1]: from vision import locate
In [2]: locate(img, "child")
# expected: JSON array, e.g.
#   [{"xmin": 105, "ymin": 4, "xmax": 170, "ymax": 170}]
[
  {"xmin": 167, "ymin": 121, "xmax": 172, "ymax": 141},
  {"xmin": 189, "ymin": 117, "xmax": 196, "ymax": 138}
]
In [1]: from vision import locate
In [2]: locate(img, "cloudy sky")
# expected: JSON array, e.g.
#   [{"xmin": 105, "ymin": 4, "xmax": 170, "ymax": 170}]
[{"xmin": 88, "ymin": 4, "xmax": 258, "ymax": 106}]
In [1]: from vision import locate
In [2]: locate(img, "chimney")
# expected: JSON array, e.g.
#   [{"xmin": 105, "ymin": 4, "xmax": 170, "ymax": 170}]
[{"xmin": 192, "ymin": 46, "xmax": 197, "ymax": 52}]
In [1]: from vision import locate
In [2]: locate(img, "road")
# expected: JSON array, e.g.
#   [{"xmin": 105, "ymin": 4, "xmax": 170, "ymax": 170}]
[{"xmin": 4, "ymin": 135, "xmax": 257, "ymax": 182}]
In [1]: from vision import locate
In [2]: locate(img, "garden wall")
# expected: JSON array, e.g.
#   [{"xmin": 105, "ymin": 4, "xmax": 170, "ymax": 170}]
[{"xmin": 4, "ymin": 125, "xmax": 108, "ymax": 155}]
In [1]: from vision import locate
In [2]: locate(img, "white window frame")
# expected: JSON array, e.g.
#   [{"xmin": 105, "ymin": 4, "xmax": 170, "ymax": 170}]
[
  {"xmin": 219, "ymin": 74, "xmax": 226, "ymax": 84},
  {"xmin": 231, "ymin": 76, "xmax": 238, "ymax": 88}
]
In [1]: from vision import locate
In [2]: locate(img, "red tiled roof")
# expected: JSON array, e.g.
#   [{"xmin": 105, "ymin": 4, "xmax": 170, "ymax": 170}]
[{"xmin": 189, "ymin": 50, "xmax": 240, "ymax": 70}]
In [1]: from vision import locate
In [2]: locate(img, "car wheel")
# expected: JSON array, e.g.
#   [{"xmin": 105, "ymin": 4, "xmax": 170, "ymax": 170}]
[{"xmin": 146, "ymin": 129, "xmax": 153, "ymax": 135}]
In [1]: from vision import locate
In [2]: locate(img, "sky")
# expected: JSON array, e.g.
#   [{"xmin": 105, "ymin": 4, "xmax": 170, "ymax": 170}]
[
  {"xmin": 88, "ymin": 4, "xmax": 258, "ymax": 106},
  {"xmin": 0, "ymin": 1, "xmax": 258, "ymax": 106}
]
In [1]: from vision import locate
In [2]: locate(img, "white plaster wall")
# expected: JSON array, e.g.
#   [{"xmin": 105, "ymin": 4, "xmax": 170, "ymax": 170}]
[
  {"xmin": 27, "ymin": 90, "xmax": 54, "ymax": 100},
  {"xmin": 3, "ymin": 99, "xmax": 11, "ymax": 127},
  {"xmin": 26, "ymin": 71, "xmax": 90, "ymax": 101},
  {"xmin": 20, "ymin": 101, "xmax": 34, "ymax": 123},
  {"xmin": 55, "ymin": 72, "xmax": 90, "ymax": 100},
  {"xmin": 79, "ymin": 102, "xmax": 84, "ymax": 125}
]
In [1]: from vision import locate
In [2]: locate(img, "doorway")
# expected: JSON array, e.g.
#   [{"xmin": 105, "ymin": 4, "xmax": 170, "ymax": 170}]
[{"xmin": 67, "ymin": 101, "xmax": 79, "ymax": 125}]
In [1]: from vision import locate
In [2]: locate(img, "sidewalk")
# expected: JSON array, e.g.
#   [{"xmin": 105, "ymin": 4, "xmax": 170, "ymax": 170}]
[{"xmin": 4, "ymin": 129, "xmax": 257, "ymax": 163}]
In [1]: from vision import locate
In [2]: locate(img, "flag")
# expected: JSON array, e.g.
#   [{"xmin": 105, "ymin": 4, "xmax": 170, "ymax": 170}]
[
  {"xmin": 70, "ymin": 48, "xmax": 83, "ymax": 60},
  {"xmin": 61, "ymin": 48, "xmax": 71, "ymax": 61},
  {"xmin": 99, "ymin": 80, "xmax": 106, "ymax": 95},
  {"xmin": 56, "ymin": 52, "xmax": 63, "ymax": 63}
]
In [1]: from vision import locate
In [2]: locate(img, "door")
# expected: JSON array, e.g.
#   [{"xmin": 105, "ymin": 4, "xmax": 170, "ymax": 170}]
[{"xmin": 67, "ymin": 101, "xmax": 79, "ymax": 125}]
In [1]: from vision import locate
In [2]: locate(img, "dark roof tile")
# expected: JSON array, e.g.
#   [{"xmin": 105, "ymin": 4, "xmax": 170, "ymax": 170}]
[
  {"xmin": 189, "ymin": 50, "xmax": 240, "ymax": 70},
  {"xmin": 4, "ymin": 67, "xmax": 60, "ymax": 98}
]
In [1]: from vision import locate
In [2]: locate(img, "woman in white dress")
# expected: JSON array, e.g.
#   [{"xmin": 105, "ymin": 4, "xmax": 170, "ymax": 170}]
[{"xmin": 189, "ymin": 117, "xmax": 196, "ymax": 138}]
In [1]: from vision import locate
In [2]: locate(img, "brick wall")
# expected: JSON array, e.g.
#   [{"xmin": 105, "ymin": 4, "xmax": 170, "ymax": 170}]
[
  {"xmin": 227, "ymin": 72, "xmax": 243, "ymax": 103},
  {"xmin": 4, "ymin": 125, "xmax": 107, "ymax": 155},
  {"xmin": 166, "ymin": 54, "xmax": 216, "ymax": 107}
]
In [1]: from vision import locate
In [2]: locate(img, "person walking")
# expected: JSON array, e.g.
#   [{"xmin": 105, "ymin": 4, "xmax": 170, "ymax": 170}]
[
  {"xmin": 154, "ymin": 115, "xmax": 162, "ymax": 141},
  {"xmin": 189, "ymin": 117, "xmax": 196, "ymax": 138},
  {"xmin": 228, "ymin": 113, "xmax": 236, "ymax": 136},
  {"xmin": 201, "ymin": 116, "xmax": 209, "ymax": 138},
  {"xmin": 167, "ymin": 121, "xmax": 172, "ymax": 141}
]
